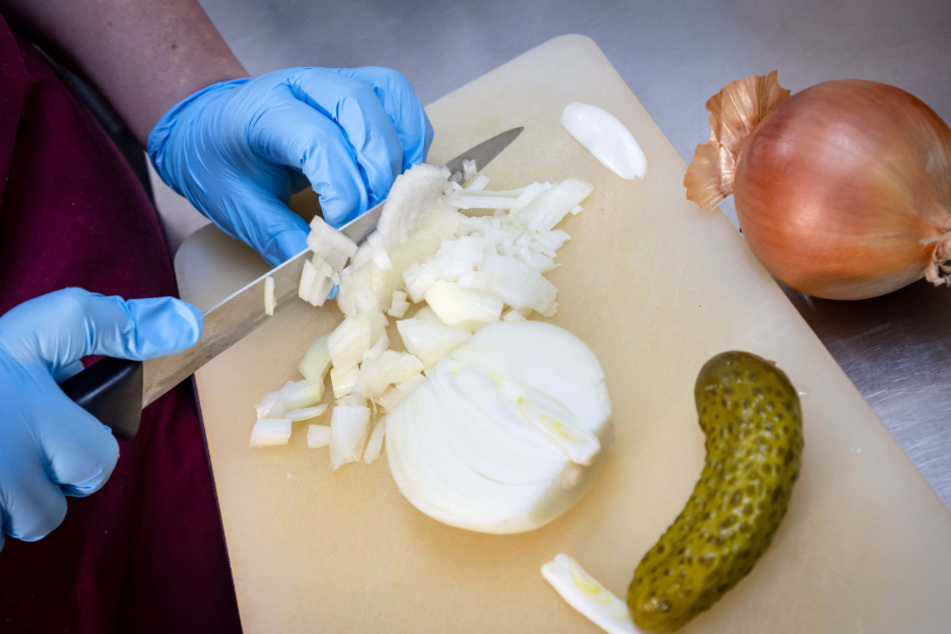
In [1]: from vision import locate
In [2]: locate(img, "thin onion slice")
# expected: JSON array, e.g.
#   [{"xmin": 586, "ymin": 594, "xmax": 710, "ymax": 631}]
[
  {"xmin": 264, "ymin": 276, "xmax": 275, "ymax": 316},
  {"xmin": 519, "ymin": 179, "xmax": 594, "ymax": 232},
  {"xmin": 541, "ymin": 554, "xmax": 640, "ymax": 634},
  {"xmin": 561, "ymin": 102, "xmax": 647, "ymax": 181}
]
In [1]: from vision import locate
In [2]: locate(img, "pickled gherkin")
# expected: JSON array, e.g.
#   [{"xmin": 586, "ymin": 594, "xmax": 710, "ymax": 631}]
[{"xmin": 628, "ymin": 351, "xmax": 803, "ymax": 631}]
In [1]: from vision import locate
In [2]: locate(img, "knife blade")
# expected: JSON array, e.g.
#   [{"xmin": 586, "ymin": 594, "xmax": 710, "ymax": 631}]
[{"xmin": 60, "ymin": 126, "xmax": 523, "ymax": 439}]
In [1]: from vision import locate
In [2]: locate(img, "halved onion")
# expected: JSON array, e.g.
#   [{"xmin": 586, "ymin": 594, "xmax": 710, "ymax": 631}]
[{"xmin": 386, "ymin": 321, "xmax": 612, "ymax": 534}]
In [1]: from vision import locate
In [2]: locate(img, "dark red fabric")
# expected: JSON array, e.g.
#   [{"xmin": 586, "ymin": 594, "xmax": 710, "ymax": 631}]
[{"xmin": 0, "ymin": 16, "xmax": 241, "ymax": 634}]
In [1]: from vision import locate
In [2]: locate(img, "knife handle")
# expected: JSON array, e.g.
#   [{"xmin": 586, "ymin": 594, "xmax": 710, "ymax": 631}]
[{"xmin": 59, "ymin": 357, "xmax": 144, "ymax": 440}]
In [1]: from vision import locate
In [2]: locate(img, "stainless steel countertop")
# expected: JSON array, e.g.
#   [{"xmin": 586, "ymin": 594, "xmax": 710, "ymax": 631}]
[{"xmin": 175, "ymin": 0, "xmax": 951, "ymax": 505}]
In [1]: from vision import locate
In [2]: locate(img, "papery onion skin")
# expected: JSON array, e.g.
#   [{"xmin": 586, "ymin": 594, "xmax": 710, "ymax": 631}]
[{"xmin": 688, "ymin": 75, "xmax": 951, "ymax": 300}]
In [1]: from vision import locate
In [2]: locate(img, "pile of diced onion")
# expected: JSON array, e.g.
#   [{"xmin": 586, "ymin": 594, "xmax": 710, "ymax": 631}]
[{"xmin": 250, "ymin": 162, "xmax": 593, "ymax": 471}]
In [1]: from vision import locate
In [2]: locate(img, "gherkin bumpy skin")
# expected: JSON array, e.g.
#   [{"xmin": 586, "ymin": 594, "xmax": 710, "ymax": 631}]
[{"xmin": 628, "ymin": 351, "xmax": 803, "ymax": 632}]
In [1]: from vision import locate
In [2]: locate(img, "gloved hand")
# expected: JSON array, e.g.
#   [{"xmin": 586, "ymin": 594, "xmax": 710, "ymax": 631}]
[
  {"xmin": 148, "ymin": 66, "xmax": 434, "ymax": 266},
  {"xmin": 0, "ymin": 288, "xmax": 202, "ymax": 551}
]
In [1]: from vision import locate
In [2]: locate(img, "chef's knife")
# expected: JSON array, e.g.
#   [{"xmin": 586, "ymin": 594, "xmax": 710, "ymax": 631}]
[{"xmin": 60, "ymin": 127, "xmax": 523, "ymax": 440}]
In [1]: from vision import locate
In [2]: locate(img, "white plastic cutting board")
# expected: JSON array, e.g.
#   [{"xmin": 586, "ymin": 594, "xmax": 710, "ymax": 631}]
[{"xmin": 175, "ymin": 35, "xmax": 951, "ymax": 633}]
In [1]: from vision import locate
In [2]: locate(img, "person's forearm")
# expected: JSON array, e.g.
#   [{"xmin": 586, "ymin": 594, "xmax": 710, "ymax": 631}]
[{"xmin": 0, "ymin": 0, "xmax": 248, "ymax": 144}]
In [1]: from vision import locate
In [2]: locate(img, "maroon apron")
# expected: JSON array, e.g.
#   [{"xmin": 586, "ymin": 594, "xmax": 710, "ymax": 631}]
[{"xmin": 0, "ymin": 15, "xmax": 241, "ymax": 634}]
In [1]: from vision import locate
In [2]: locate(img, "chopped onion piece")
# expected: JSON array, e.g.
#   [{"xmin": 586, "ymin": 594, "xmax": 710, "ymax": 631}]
[
  {"xmin": 515, "ymin": 182, "xmax": 552, "ymax": 208},
  {"xmin": 396, "ymin": 372, "xmax": 426, "ymax": 393},
  {"xmin": 387, "ymin": 290, "xmax": 411, "ymax": 319},
  {"xmin": 287, "ymin": 404, "xmax": 329, "ymax": 422},
  {"xmin": 481, "ymin": 253, "xmax": 559, "ymax": 317},
  {"xmin": 366, "ymin": 231, "xmax": 393, "ymax": 271},
  {"xmin": 396, "ymin": 312, "xmax": 471, "ymax": 367},
  {"xmin": 330, "ymin": 364, "xmax": 360, "ymax": 399},
  {"xmin": 264, "ymin": 276, "xmax": 275, "ymax": 316},
  {"xmin": 403, "ymin": 261, "xmax": 440, "ymax": 303},
  {"xmin": 330, "ymin": 405, "xmax": 371, "ymax": 470},
  {"xmin": 541, "ymin": 554, "xmax": 639, "ymax": 634},
  {"xmin": 376, "ymin": 372, "xmax": 426, "ymax": 412},
  {"xmin": 351, "ymin": 240, "xmax": 374, "ymax": 270},
  {"xmin": 530, "ymin": 229, "xmax": 571, "ymax": 256},
  {"xmin": 364, "ymin": 418, "xmax": 387, "ymax": 463},
  {"xmin": 462, "ymin": 158, "xmax": 477, "ymax": 181},
  {"xmin": 502, "ymin": 309, "xmax": 527, "ymax": 322},
  {"xmin": 449, "ymin": 195, "xmax": 522, "ymax": 211},
  {"xmin": 336, "ymin": 277, "xmax": 379, "ymax": 318},
  {"xmin": 340, "ymin": 261, "xmax": 386, "ymax": 312},
  {"xmin": 368, "ymin": 310, "xmax": 389, "ymax": 344},
  {"xmin": 328, "ymin": 313, "xmax": 372, "ymax": 373},
  {"xmin": 377, "ymin": 163, "xmax": 452, "ymax": 243},
  {"xmin": 381, "ymin": 350, "xmax": 425, "ymax": 383},
  {"xmin": 299, "ymin": 333, "xmax": 332, "ymax": 384},
  {"xmin": 457, "ymin": 271, "xmax": 497, "ymax": 292},
  {"xmin": 460, "ymin": 186, "xmax": 531, "ymax": 198},
  {"xmin": 518, "ymin": 179, "xmax": 593, "ymax": 232},
  {"xmin": 282, "ymin": 379, "xmax": 325, "ymax": 411},
  {"xmin": 307, "ymin": 215, "xmax": 358, "ymax": 271},
  {"xmin": 358, "ymin": 349, "xmax": 424, "ymax": 400},
  {"xmin": 298, "ymin": 259, "xmax": 317, "ymax": 303},
  {"xmin": 377, "ymin": 386, "xmax": 407, "ymax": 413},
  {"xmin": 336, "ymin": 392, "xmax": 367, "ymax": 407},
  {"xmin": 504, "ymin": 245, "xmax": 557, "ymax": 274},
  {"xmin": 307, "ymin": 424, "xmax": 332, "ymax": 448},
  {"xmin": 255, "ymin": 389, "xmax": 286, "ymax": 419},
  {"xmin": 466, "ymin": 174, "xmax": 490, "ymax": 191},
  {"xmin": 250, "ymin": 418, "xmax": 292, "ymax": 447},
  {"xmin": 424, "ymin": 280, "xmax": 503, "ymax": 331},
  {"xmin": 362, "ymin": 332, "xmax": 390, "ymax": 366},
  {"xmin": 433, "ymin": 236, "xmax": 486, "ymax": 280},
  {"xmin": 298, "ymin": 257, "xmax": 335, "ymax": 307}
]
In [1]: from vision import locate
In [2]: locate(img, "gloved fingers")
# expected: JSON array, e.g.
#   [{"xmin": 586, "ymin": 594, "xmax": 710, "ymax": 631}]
[
  {"xmin": 287, "ymin": 69, "xmax": 406, "ymax": 205},
  {"xmin": 331, "ymin": 67, "xmax": 434, "ymax": 170},
  {"xmin": 52, "ymin": 359, "xmax": 85, "ymax": 383},
  {"xmin": 0, "ymin": 289, "xmax": 203, "ymax": 374},
  {"xmin": 35, "ymin": 385, "xmax": 120, "ymax": 497},
  {"xmin": 219, "ymin": 186, "xmax": 310, "ymax": 265},
  {"xmin": 248, "ymin": 96, "xmax": 370, "ymax": 226},
  {"xmin": 0, "ymin": 448, "xmax": 67, "ymax": 542}
]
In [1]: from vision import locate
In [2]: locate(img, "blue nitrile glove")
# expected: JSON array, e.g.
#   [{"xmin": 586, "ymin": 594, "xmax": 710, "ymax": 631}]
[
  {"xmin": 148, "ymin": 66, "xmax": 434, "ymax": 267},
  {"xmin": 0, "ymin": 288, "xmax": 202, "ymax": 551}
]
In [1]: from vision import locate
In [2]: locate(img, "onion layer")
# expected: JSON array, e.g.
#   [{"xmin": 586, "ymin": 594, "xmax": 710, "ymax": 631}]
[{"xmin": 685, "ymin": 71, "xmax": 951, "ymax": 300}]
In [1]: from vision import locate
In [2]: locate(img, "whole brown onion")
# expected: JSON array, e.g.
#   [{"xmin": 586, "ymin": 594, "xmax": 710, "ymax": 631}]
[{"xmin": 685, "ymin": 72, "xmax": 951, "ymax": 300}]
